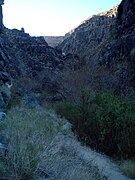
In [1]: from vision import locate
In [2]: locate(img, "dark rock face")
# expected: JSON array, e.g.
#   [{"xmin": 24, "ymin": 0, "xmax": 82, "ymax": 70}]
[
  {"xmin": 116, "ymin": 0, "xmax": 135, "ymax": 35},
  {"xmin": 0, "ymin": 28, "xmax": 82, "ymax": 103},
  {"xmin": 0, "ymin": 0, "xmax": 4, "ymax": 30},
  {"xmin": 58, "ymin": 1, "xmax": 135, "ymax": 95},
  {"xmin": 100, "ymin": 0, "xmax": 135, "ymax": 94},
  {"xmin": 0, "ymin": 28, "xmax": 81, "ymax": 108},
  {"xmin": 0, "ymin": 0, "xmax": 134, "ymax": 106},
  {"xmin": 0, "ymin": 28, "xmax": 65, "ymax": 96},
  {"xmin": 3, "ymin": 28, "xmax": 63, "ymax": 77},
  {"xmin": 0, "ymin": 34, "xmax": 11, "ymax": 111}
]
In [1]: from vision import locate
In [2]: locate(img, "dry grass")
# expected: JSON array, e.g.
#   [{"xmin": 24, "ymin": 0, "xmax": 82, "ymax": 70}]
[
  {"xmin": 4, "ymin": 107, "xmax": 65, "ymax": 179},
  {"xmin": 120, "ymin": 160, "xmax": 135, "ymax": 178},
  {"xmin": 0, "ymin": 107, "xmax": 105, "ymax": 180}
]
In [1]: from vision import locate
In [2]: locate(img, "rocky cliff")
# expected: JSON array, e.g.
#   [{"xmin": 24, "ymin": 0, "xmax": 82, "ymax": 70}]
[
  {"xmin": 0, "ymin": 34, "xmax": 11, "ymax": 113},
  {"xmin": 99, "ymin": 0, "xmax": 135, "ymax": 94},
  {"xmin": 58, "ymin": 6, "xmax": 118, "ymax": 58},
  {"xmin": 0, "ymin": 27, "xmax": 83, "ymax": 107},
  {"xmin": 116, "ymin": 0, "xmax": 135, "ymax": 36},
  {"xmin": 0, "ymin": 1, "xmax": 134, "ymax": 177},
  {"xmin": 58, "ymin": 0, "xmax": 135, "ymax": 95},
  {"xmin": 0, "ymin": 0, "xmax": 134, "ymax": 111},
  {"xmin": 0, "ymin": 28, "xmax": 64, "ymax": 98}
]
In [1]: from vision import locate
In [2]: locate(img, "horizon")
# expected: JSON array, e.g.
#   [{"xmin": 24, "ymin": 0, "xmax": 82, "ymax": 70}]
[{"xmin": 3, "ymin": 0, "xmax": 122, "ymax": 36}]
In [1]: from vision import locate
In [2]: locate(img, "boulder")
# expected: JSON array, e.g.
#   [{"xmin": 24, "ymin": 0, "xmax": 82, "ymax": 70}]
[
  {"xmin": 21, "ymin": 94, "xmax": 41, "ymax": 108},
  {"xmin": 45, "ymin": 93, "xmax": 65, "ymax": 102},
  {"xmin": 0, "ymin": 112, "xmax": 6, "ymax": 121}
]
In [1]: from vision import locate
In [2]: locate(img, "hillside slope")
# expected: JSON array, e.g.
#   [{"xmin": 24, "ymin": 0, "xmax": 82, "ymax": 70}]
[
  {"xmin": 58, "ymin": 6, "xmax": 118, "ymax": 58},
  {"xmin": 58, "ymin": 0, "xmax": 135, "ymax": 95}
]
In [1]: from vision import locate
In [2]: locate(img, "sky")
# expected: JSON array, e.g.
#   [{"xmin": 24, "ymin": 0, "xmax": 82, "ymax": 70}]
[{"xmin": 3, "ymin": 0, "xmax": 122, "ymax": 36}]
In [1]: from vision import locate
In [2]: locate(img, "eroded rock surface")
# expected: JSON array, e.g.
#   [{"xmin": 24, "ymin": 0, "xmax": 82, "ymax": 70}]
[{"xmin": 58, "ymin": 1, "xmax": 135, "ymax": 95}]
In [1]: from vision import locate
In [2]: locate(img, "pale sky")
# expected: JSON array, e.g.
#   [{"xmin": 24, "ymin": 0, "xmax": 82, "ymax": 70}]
[{"xmin": 3, "ymin": 0, "xmax": 122, "ymax": 36}]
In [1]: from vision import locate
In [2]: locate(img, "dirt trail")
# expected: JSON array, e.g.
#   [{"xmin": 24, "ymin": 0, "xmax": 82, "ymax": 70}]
[{"xmin": 53, "ymin": 134, "xmax": 131, "ymax": 180}]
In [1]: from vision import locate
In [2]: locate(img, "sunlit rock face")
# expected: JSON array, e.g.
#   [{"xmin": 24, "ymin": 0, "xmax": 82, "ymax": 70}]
[{"xmin": 57, "ymin": 6, "xmax": 118, "ymax": 59}]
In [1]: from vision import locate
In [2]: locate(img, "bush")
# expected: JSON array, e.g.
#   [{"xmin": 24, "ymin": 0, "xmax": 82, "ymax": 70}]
[
  {"xmin": 50, "ymin": 101, "xmax": 79, "ymax": 123},
  {"xmin": 86, "ymin": 91, "xmax": 135, "ymax": 158},
  {"xmin": 7, "ymin": 94, "xmax": 21, "ymax": 110},
  {"xmin": 53, "ymin": 90, "xmax": 135, "ymax": 158}
]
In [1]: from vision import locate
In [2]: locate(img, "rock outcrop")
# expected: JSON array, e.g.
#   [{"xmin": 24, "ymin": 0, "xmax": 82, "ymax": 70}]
[
  {"xmin": 116, "ymin": 0, "xmax": 135, "ymax": 36},
  {"xmin": 0, "ymin": 28, "xmax": 83, "ymax": 104},
  {"xmin": 58, "ymin": 7, "xmax": 118, "ymax": 59},
  {"xmin": 0, "ymin": 0, "xmax": 134, "ymax": 104},
  {"xmin": 0, "ymin": 36, "xmax": 11, "ymax": 112},
  {"xmin": 58, "ymin": 0, "xmax": 135, "ymax": 95},
  {"xmin": 0, "ymin": 0, "xmax": 4, "ymax": 30},
  {"xmin": 0, "ymin": 28, "xmax": 64, "ymax": 97},
  {"xmin": 99, "ymin": 0, "xmax": 135, "ymax": 94}
]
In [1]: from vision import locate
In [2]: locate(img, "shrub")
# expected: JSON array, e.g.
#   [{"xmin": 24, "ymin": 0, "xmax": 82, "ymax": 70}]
[
  {"xmin": 120, "ymin": 159, "xmax": 135, "ymax": 178},
  {"xmin": 53, "ymin": 90, "xmax": 135, "ymax": 158},
  {"xmin": 7, "ymin": 94, "xmax": 21, "ymax": 110},
  {"xmin": 50, "ymin": 101, "xmax": 78, "ymax": 123},
  {"xmin": 86, "ymin": 91, "xmax": 135, "ymax": 158}
]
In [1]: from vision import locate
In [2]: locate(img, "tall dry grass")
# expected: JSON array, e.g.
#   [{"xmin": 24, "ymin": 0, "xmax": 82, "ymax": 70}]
[
  {"xmin": 0, "ymin": 107, "xmax": 104, "ymax": 180},
  {"xmin": 4, "ymin": 107, "xmax": 65, "ymax": 179}
]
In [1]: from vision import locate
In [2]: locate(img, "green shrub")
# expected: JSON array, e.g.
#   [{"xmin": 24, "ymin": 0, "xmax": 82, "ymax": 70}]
[
  {"xmin": 7, "ymin": 94, "xmax": 21, "ymax": 110},
  {"xmin": 53, "ymin": 90, "xmax": 135, "ymax": 158},
  {"xmin": 50, "ymin": 101, "xmax": 79, "ymax": 124},
  {"xmin": 120, "ymin": 159, "xmax": 135, "ymax": 178},
  {"xmin": 86, "ymin": 91, "xmax": 135, "ymax": 158}
]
